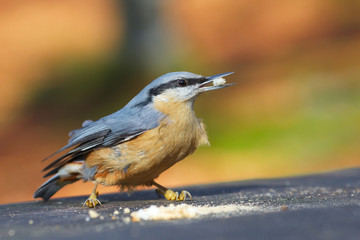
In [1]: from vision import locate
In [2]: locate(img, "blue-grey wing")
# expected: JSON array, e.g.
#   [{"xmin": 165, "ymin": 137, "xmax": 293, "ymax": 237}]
[{"xmin": 42, "ymin": 105, "xmax": 164, "ymax": 177}]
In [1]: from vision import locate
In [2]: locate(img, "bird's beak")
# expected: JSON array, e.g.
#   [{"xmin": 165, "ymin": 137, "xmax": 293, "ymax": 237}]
[{"xmin": 199, "ymin": 72, "xmax": 235, "ymax": 93}]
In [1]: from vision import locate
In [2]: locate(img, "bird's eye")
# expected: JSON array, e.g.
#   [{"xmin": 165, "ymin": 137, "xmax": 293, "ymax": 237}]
[{"xmin": 177, "ymin": 79, "xmax": 188, "ymax": 87}]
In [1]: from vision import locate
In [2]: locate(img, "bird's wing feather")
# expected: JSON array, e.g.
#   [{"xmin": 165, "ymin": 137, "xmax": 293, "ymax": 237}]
[{"xmin": 42, "ymin": 107, "xmax": 164, "ymax": 177}]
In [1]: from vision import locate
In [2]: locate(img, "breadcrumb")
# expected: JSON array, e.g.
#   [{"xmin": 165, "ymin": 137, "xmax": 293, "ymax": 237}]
[
  {"xmin": 88, "ymin": 210, "xmax": 100, "ymax": 219},
  {"xmin": 131, "ymin": 203, "xmax": 253, "ymax": 222},
  {"xmin": 213, "ymin": 77, "xmax": 226, "ymax": 86},
  {"xmin": 123, "ymin": 217, "xmax": 131, "ymax": 224}
]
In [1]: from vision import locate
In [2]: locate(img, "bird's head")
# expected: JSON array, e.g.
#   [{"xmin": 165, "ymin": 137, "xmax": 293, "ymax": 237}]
[{"xmin": 128, "ymin": 72, "xmax": 234, "ymax": 108}]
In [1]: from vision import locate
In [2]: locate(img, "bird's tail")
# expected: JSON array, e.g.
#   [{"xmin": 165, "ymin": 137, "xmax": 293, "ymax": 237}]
[{"xmin": 34, "ymin": 162, "xmax": 83, "ymax": 200}]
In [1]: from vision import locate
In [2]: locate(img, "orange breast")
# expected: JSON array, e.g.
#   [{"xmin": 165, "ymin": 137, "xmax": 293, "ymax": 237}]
[{"xmin": 85, "ymin": 98, "xmax": 209, "ymax": 187}]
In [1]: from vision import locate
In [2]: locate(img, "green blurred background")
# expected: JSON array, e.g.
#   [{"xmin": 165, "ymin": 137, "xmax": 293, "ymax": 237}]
[{"xmin": 0, "ymin": 0, "xmax": 359, "ymax": 204}]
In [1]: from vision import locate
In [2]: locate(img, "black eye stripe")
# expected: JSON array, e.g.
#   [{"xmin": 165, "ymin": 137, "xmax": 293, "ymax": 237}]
[
  {"xmin": 186, "ymin": 77, "xmax": 206, "ymax": 86},
  {"xmin": 134, "ymin": 77, "xmax": 206, "ymax": 107},
  {"xmin": 149, "ymin": 77, "xmax": 206, "ymax": 96}
]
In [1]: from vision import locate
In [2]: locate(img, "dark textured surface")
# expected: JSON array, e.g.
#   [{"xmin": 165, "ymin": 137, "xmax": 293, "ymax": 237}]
[{"xmin": 1, "ymin": 168, "xmax": 360, "ymax": 240}]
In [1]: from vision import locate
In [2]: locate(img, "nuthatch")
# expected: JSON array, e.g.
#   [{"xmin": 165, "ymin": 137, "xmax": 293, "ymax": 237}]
[{"xmin": 34, "ymin": 71, "xmax": 234, "ymax": 207}]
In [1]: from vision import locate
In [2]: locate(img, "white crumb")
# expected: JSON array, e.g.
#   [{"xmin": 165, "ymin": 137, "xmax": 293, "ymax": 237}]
[
  {"xmin": 28, "ymin": 219, "xmax": 34, "ymax": 225},
  {"xmin": 99, "ymin": 216, "xmax": 105, "ymax": 220},
  {"xmin": 8, "ymin": 229, "xmax": 16, "ymax": 237},
  {"xmin": 88, "ymin": 210, "xmax": 100, "ymax": 219},
  {"xmin": 123, "ymin": 208, "xmax": 131, "ymax": 214},
  {"xmin": 213, "ymin": 77, "xmax": 226, "ymax": 86},
  {"xmin": 123, "ymin": 217, "xmax": 131, "ymax": 224},
  {"xmin": 85, "ymin": 216, "xmax": 90, "ymax": 222},
  {"xmin": 113, "ymin": 210, "xmax": 120, "ymax": 215},
  {"xmin": 130, "ymin": 203, "xmax": 255, "ymax": 222}
]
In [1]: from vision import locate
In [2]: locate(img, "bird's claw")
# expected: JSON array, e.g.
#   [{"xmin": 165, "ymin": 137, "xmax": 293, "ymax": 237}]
[
  {"xmin": 83, "ymin": 192, "xmax": 102, "ymax": 208},
  {"xmin": 179, "ymin": 190, "xmax": 192, "ymax": 201},
  {"xmin": 157, "ymin": 189, "xmax": 192, "ymax": 201}
]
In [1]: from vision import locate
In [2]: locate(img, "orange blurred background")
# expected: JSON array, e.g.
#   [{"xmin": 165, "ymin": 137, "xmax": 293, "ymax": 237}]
[{"xmin": 1, "ymin": 0, "xmax": 360, "ymax": 204}]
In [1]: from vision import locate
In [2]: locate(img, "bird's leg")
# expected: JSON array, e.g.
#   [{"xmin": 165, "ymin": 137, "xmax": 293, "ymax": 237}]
[
  {"xmin": 83, "ymin": 182, "xmax": 102, "ymax": 208},
  {"xmin": 152, "ymin": 180, "xmax": 192, "ymax": 201}
]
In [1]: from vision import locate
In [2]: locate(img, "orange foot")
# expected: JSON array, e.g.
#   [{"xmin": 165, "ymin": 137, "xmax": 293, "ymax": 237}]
[
  {"xmin": 83, "ymin": 192, "xmax": 102, "ymax": 208},
  {"xmin": 156, "ymin": 189, "xmax": 192, "ymax": 201}
]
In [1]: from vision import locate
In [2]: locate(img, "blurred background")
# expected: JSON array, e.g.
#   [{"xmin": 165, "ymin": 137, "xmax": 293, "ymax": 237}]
[{"xmin": 1, "ymin": 0, "xmax": 359, "ymax": 204}]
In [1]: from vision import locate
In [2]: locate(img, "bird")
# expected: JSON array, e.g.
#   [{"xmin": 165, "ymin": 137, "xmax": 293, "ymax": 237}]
[{"xmin": 34, "ymin": 71, "xmax": 234, "ymax": 207}]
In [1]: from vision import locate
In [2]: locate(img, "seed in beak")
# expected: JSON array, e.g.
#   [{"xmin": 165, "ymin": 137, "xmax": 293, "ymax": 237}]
[{"xmin": 213, "ymin": 77, "xmax": 226, "ymax": 86}]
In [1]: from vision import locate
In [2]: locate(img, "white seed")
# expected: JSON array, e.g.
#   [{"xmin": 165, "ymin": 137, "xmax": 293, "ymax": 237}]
[
  {"xmin": 8, "ymin": 229, "xmax": 16, "ymax": 236},
  {"xmin": 88, "ymin": 210, "xmax": 100, "ymax": 218},
  {"xmin": 213, "ymin": 77, "xmax": 226, "ymax": 86},
  {"xmin": 123, "ymin": 217, "xmax": 131, "ymax": 224}
]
